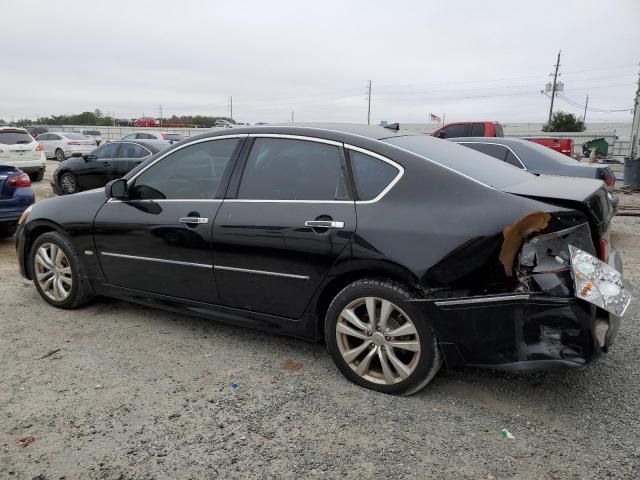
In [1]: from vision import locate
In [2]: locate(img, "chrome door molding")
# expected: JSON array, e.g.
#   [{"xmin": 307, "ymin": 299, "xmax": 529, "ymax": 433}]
[
  {"xmin": 100, "ymin": 251, "xmax": 213, "ymax": 269},
  {"xmin": 214, "ymin": 265, "xmax": 310, "ymax": 280}
]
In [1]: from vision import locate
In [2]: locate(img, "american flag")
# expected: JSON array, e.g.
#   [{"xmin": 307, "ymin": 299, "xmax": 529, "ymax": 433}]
[{"xmin": 429, "ymin": 113, "xmax": 442, "ymax": 123}]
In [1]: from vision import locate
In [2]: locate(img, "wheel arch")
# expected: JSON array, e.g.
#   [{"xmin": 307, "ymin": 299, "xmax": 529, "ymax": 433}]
[
  {"xmin": 312, "ymin": 260, "xmax": 422, "ymax": 340},
  {"xmin": 21, "ymin": 220, "xmax": 67, "ymax": 279}
]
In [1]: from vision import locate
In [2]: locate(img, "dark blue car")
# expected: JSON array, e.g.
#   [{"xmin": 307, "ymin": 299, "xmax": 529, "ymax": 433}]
[{"xmin": 0, "ymin": 166, "xmax": 35, "ymax": 237}]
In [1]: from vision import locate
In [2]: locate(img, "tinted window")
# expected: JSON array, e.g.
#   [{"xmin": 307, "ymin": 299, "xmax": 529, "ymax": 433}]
[
  {"xmin": 0, "ymin": 131, "xmax": 34, "ymax": 145},
  {"xmin": 383, "ymin": 135, "xmax": 533, "ymax": 189},
  {"xmin": 50, "ymin": 134, "xmax": 62, "ymax": 140},
  {"xmin": 118, "ymin": 143, "xmax": 149, "ymax": 159},
  {"xmin": 164, "ymin": 134, "xmax": 185, "ymax": 141},
  {"xmin": 93, "ymin": 142, "xmax": 120, "ymax": 159},
  {"xmin": 137, "ymin": 133, "xmax": 156, "ymax": 139},
  {"xmin": 238, "ymin": 138, "xmax": 347, "ymax": 201},
  {"xmin": 87, "ymin": 130, "xmax": 101, "ymax": 135},
  {"xmin": 504, "ymin": 150, "xmax": 523, "ymax": 168},
  {"xmin": 131, "ymin": 138, "xmax": 239, "ymax": 200},
  {"xmin": 470, "ymin": 123, "xmax": 485, "ymax": 136},
  {"xmin": 37, "ymin": 134, "xmax": 51, "ymax": 141},
  {"xmin": 349, "ymin": 150, "xmax": 398, "ymax": 201},
  {"xmin": 443, "ymin": 124, "xmax": 467, "ymax": 138},
  {"xmin": 122, "ymin": 134, "xmax": 136, "ymax": 140},
  {"xmin": 462, "ymin": 143, "xmax": 508, "ymax": 161}
]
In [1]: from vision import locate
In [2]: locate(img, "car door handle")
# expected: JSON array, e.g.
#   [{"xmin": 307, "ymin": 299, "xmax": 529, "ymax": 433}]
[
  {"xmin": 304, "ymin": 220, "xmax": 344, "ymax": 229},
  {"xmin": 179, "ymin": 217, "xmax": 209, "ymax": 225}
]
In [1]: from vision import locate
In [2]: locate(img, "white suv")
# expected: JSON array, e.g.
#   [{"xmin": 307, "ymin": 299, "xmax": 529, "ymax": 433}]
[
  {"xmin": 74, "ymin": 129, "xmax": 103, "ymax": 146},
  {"xmin": 0, "ymin": 127, "xmax": 46, "ymax": 181}
]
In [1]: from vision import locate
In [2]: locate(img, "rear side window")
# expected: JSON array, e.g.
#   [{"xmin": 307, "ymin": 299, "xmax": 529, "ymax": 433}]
[
  {"xmin": 131, "ymin": 138, "xmax": 240, "ymax": 200},
  {"xmin": 137, "ymin": 133, "xmax": 156, "ymax": 139},
  {"xmin": 504, "ymin": 150, "xmax": 523, "ymax": 168},
  {"xmin": 164, "ymin": 134, "xmax": 185, "ymax": 141},
  {"xmin": 470, "ymin": 123, "xmax": 485, "ymax": 136},
  {"xmin": 118, "ymin": 143, "xmax": 150, "ymax": 159},
  {"xmin": 87, "ymin": 131, "xmax": 101, "ymax": 135},
  {"xmin": 462, "ymin": 143, "xmax": 508, "ymax": 161},
  {"xmin": 442, "ymin": 124, "xmax": 467, "ymax": 138},
  {"xmin": 349, "ymin": 150, "xmax": 399, "ymax": 201},
  {"xmin": 93, "ymin": 142, "xmax": 120, "ymax": 159},
  {"xmin": 0, "ymin": 131, "xmax": 34, "ymax": 145},
  {"xmin": 238, "ymin": 138, "xmax": 348, "ymax": 201}
]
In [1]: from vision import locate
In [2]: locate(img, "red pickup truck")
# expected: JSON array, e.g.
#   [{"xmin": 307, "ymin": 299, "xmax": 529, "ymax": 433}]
[
  {"xmin": 525, "ymin": 138, "xmax": 574, "ymax": 157},
  {"xmin": 432, "ymin": 121, "xmax": 504, "ymax": 138}
]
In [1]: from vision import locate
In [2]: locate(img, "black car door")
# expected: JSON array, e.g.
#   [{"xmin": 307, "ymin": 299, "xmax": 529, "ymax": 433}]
[
  {"xmin": 212, "ymin": 135, "xmax": 357, "ymax": 318},
  {"xmin": 112, "ymin": 142, "xmax": 152, "ymax": 179},
  {"xmin": 93, "ymin": 136, "xmax": 245, "ymax": 303},
  {"xmin": 77, "ymin": 142, "xmax": 121, "ymax": 190}
]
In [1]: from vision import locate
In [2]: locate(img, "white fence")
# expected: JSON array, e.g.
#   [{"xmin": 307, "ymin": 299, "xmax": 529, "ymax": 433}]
[{"xmin": 42, "ymin": 125, "xmax": 227, "ymax": 141}]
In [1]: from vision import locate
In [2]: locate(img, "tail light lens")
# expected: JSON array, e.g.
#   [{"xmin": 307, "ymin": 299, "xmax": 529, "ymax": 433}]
[
  {"xmin": 36, "ymin": 143, "xmax": 44, "ymax": 152},
  {"xmin": 6, "ymin": 172, "xmax": 31, "ymax": 188},
  {"xmin": 67, "ymin": 141, "xmax": 80, "ymax": 145}
]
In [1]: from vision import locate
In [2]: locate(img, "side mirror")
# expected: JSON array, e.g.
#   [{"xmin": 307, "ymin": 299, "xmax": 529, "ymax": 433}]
[
  {"xmin": 105, "ymin": 178, "xmax": 128, "ymax": 199},
  {"xmin": 437, "ymin": 131, "xmax": 447, "ymax": 139}
]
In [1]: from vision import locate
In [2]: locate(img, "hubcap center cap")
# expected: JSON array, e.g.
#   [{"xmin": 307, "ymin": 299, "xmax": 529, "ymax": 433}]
[{"xmin": 372, "ymin": 332, "xmax": 385, "ymax": 346}]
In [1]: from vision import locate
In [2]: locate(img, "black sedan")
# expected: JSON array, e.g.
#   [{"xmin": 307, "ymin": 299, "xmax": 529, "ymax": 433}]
[
  {"xmin": 52, "ymin": 140, "xmax": 170, "ymax": 194},
  {"xmin": 16, "ymin": 124, "xmax": 628, "ymax": 395},
  {"xmin": 451, "ymin": 137, "xmax": 616, "ymax": 188}
]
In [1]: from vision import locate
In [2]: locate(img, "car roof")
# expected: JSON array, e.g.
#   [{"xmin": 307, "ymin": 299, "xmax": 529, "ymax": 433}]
[
  {"xmin": 450, "ymin": 137, "xmax": 526, "ymax": 145},
  {"xmin": 0, "ymin": 126, "xmax": 29, "ymax": 132}
]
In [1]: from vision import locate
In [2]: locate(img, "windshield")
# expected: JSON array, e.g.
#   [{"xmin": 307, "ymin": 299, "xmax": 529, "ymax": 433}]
[
  {"xmin": 383, "ymin": 135, "xmax": 534, "ymax": 189},
  {"xmin": 0, "ymin": 130, "xmax": 34, "ymax": 145}
]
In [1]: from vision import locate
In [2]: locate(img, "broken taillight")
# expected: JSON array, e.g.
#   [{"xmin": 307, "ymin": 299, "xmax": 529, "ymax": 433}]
[
  {"xmin": 604, "ymin": 177, "xmax": 615, "ymax": 187},
  {"xmin": 598, "ymin": 239, "xmax": 609, "ymax": 262}
]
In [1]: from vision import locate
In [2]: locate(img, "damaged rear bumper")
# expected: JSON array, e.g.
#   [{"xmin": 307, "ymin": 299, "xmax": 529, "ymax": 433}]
[{"xmin": 420, "ymin": 292, "xmax": 621, "ymax": 372}]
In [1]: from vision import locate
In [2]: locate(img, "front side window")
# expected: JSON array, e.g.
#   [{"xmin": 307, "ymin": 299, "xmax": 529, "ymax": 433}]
[
  {"xmin": 349, "ymin": 150, "xmax": 399, "ymax": 201},
  {"xmin": 130, "ymin": 138, "xmax": 240, "ymax": 200},
  {"xmin": 93, "ymin": 142, "xmax": 120, "ymax": 159},
  {"xmin": 118, "ymin": 143, "xmax": 149, "ymax": 159},
  {"xmin": 237, "ymin": 138, "xmax": 348, "ymax": 201},
  {"xmin": 470, "ymin": 123, "xmax": 485, "ymax": 136}
]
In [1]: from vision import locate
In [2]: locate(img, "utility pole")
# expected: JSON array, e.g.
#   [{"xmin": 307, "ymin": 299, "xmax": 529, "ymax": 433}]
[
  {"xmin": 228, "ymin": 96, "xmax": 233, "ymax": 120},
  {"xmin": 158, "ymin": 104, "xmax": 163, "ymax": 128},
  {"xmin": 366, "ymin": 80, "xmax": 372, "ymax": 125},
  {"xmin": 546, "ymin": 50, "xmax": 562, "ymax": 127},
  {"xmin": 630, "ymin": 68, "xmax": 640, "ymax": 159},
  {"xmin": 291, "ymin": 111, "xmax": 294, "ymax": 123},
  {"xmin": 582, "ymin": 95, "xmax": 589, "ymax": 125}
]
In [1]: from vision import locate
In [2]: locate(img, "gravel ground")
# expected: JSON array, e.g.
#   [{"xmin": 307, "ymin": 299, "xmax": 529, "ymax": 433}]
[{"xmin": 1, "ymin": 162, "xmax": 639, "ymax": 479}]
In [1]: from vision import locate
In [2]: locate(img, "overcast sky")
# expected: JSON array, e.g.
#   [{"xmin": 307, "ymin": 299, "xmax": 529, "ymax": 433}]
[{"xmin": 2, "ymin": 0, "xmax": 639, "ymax": 124}]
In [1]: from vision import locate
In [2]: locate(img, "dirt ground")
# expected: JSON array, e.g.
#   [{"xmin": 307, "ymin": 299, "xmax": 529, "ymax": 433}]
[{"xmin": 1, "ymin": 161, "xmax": 640, "ymax": 479}]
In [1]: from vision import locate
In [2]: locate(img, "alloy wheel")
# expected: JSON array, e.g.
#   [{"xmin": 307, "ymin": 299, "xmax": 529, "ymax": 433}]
[
  {"xmin": 34, "ymin": 242, "xmax": 73, "ymax": 301},
  {"xmin": 55, "ymin": 149, "xmax": 65, "ymax": 161},
  {"xmin": 336, "ymin": 297, "xmax": 421, "ymax": 385},
  {"xmin": 60, "ymin": 174, "xmax": 77, "ymax": 194}
]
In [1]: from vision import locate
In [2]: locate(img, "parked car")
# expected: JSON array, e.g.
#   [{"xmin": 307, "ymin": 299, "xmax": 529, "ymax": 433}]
[
  {"xmin": 16, "ymin": 124, "xmax": 627, "ymax": 395},
  {"xmin": 121, "ymin": 132, "xmax": 185, "ymax": 144},
  {"xmin": 26, "ymin": 126, "xmax": 48, "ymax": 138},
  {"xmin": 74, "ymin": 129, "xmax": 103, "ymax": 146},
  {"xmin": 133, "ymin": 118, "xmax": 159, "ymax": 127},
  {"xmin": 116, "ymin": 119, "xmax": 133, "ymax": 127},
  {"xmin": 432, "ymin": 121, "xmax": 504, "ymax": 138},
  {"xmin": 0, "ymin": 127, "xmax": 46, "ymax": 181},
  {"xmin": 35, "ymin": 132, "xmax": 96, "ymax": 161},
  {"xmin": 451, "ymin": 137, "xmax": 616, "ymax": 188},
  {"xmin": 525, "ymin": 137, "xmax": 574, "ymax": 157},
  {"xmin": 0, "ymin": 166, "xmax": 34, "ymax": 237},
  {"xmin": 52, "ymin": 140, "xmax": 168, "ymax": 194}
]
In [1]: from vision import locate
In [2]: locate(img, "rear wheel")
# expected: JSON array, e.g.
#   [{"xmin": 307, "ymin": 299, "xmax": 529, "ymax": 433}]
[
  {"xmin": 59, "ymin": 172, "xmax": 78, "ymax": 194},
  {"xmin": 29, "ymin": 170, "xmax": 45, "ymax": 182},
  {"xmin": 55, "ymin": 148, "xmax": 65, "ymax": 162},
  {"xmin": 325, "ymin": 279, "xmax": 441, "ymax": 395},
  {"xmin": 30, "ymin": 231, "xmax": 92, "ymax": 308}
]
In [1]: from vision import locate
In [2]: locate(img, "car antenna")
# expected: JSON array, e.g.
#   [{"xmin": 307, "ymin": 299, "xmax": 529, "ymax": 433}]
[{"xmin": 383, "ymin": 123, "xmax": 400, "ymax": 130}]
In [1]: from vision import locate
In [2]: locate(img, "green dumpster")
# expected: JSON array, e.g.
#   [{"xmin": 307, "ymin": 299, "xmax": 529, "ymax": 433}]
[{"xmin": 582, "ymin": 138, "xmax": 609, "ymax": 157}]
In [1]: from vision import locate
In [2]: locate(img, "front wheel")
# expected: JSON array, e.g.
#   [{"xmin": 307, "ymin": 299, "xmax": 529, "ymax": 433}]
[
  {"xmin": 325, "ymin": 279, "xmax": 441, "ymax": 395},
  {"xmin": 59, "ymin": 172, "xmax": 78, "ymax": 194},
  {"xmin": 30, "ymin": 231, "xmax": 93, "ymax": 308}
]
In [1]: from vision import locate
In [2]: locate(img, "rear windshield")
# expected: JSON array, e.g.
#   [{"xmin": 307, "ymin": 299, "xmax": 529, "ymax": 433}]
[
  {"xmin": 0, "ymin": 130, "xmax": 34, "ymax": 145},
  {"xmin": 383, "ymin": 135, "xmax": 534, "ymax": 189},
  {"xmin": 524, "ymin": 140, "xmax": 578, "ymax": 165},
  {"xmin": 164, "ymin": 134, "xmax": 185, "ymax": 141},
  {"xmin": 495, "ymin": 123, "xmax": 504, "ymax": 137},
  {"xmin": 64, "ymin": 133, "xmax": 88, "ymax": 140},
  {"xmin": 86, "ymin": 130, "xmax": 101, "ymax": 135}
]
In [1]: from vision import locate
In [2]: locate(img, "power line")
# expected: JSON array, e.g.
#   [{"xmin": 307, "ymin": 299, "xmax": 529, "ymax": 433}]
[{"xmin": 556, "ymin": 93, "xmax": 632, "ymax": 112}]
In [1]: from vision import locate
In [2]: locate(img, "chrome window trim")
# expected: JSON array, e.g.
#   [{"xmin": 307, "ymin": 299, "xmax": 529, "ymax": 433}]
[
  {"xmin": 126, "ymin": 134, "xmax": 249, "ymax": 184},
  {"xmin": 107, "ymin": 198, "xmax": 223, "ymax": 203},
  {"xmin": 433, "ymin": 294, "xmax": 530, "ymax": 306},
  {"xmin": 101, "ymin": 251, "xmax": 213, "ymax": 269},
  {"xmin": 247, "ymin": 133, "xmax": 342, "ymax": 147},
  {"xmin": 224, "ymin": 199, "xmax": 353, "ymax": 204},
  {"xmin": 344, "ymin": 144, "xmax": 405, "ymax": 204},
  {"xmin": 455, "ymin": 141, "xmax": 527, "ymax": 170},
  {"xmin": 214, "ymin": 265, "xmax": 310, "ymax": 280}
]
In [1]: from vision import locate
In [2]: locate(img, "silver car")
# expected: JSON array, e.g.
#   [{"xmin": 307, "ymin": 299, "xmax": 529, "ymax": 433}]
[
  {"xmin": 35, "ymin": 132, "xmax": 97, "ymax": 161},
  {"xmin": 74, "ymin": 129, "xmax": 103, "ymax": 146}
]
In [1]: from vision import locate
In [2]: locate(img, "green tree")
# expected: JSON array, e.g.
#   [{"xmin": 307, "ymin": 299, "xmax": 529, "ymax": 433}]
[{"xmin": 542, "ymin": 111, "xmax": 585, "ymax": 132}]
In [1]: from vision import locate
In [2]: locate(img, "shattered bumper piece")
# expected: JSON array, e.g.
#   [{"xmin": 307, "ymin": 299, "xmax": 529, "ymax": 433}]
[{"xmin": 569, "ymin": 245, "xmax": 631, "ymax": 317}]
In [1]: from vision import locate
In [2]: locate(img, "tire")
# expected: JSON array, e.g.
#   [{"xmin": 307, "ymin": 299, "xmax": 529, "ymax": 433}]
[
  {"xmin": 29, "ymin": 231, "xmax": 93, "ymax": 309},
  {"xmin": 0, "ymin": 223, "xmax": 17, "ymax": 238},
  {"xmin": 59, "ymin": 172, "xmax": 78, "ymax": 194},
  {"xmin": 325, "ymin": 279, "xmax": 441, "ymax": 395},
  {"xmin": 29, "ymin": 170, "xmax": 45, "ymax": 182},
  {"xmin": 55, "ymin": 148, "xmax": 66, "ymax": 162}
]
